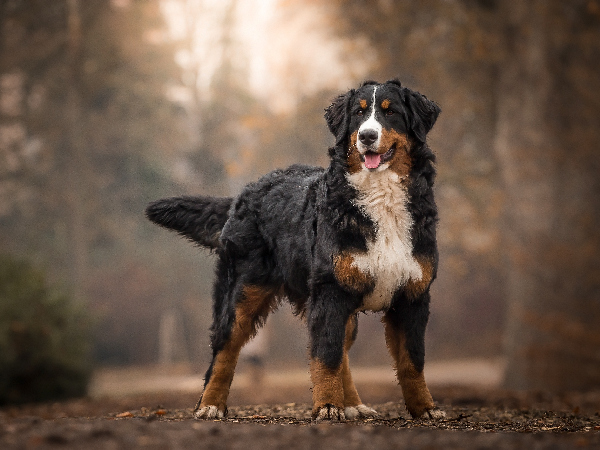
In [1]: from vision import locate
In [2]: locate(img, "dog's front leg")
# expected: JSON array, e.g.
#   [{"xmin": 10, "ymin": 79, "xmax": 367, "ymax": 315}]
[
  {"xmin": 340, "ymin": 314, "xmax": 379, "ymax": 419},
  {"xmin": 307, "ymin": 284, "xmax": 358, "ymax": 421},
  {"xmin": 383, "ymin": 293, "xmax": 445, "ymax": 419},
  {"xmin": 309, "ymin": 357, "xmax": 345, "ymax": 421}
]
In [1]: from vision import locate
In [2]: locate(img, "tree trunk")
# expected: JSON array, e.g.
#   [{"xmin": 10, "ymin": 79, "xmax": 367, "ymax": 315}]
[
  {"xmin": 497, "ymin": 0, "xmax": 600, "ymax": 392},
  {"xmin": 66, "ymin": 0, "xmax": 88, "ymax": 302}
]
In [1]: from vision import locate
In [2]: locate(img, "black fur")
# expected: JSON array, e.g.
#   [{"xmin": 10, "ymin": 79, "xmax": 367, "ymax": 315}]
[
  {"xmin": 146, "ymin": 196, "xmax": 232, "ymax": 248},
  {"xmin": 146, "ymin": 79, "xmax": 440, "ymax": 413}
]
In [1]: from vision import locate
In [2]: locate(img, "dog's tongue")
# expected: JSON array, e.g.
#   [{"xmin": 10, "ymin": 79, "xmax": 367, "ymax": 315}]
[{"xmin": 364, "ymin": 152, "xmax": 381, "ymax": 169}]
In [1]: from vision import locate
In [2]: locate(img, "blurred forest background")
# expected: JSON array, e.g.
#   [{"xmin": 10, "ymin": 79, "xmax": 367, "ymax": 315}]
[{"xmin": 1, "ymin": 0, "xmax": 599, "ymax": 400}]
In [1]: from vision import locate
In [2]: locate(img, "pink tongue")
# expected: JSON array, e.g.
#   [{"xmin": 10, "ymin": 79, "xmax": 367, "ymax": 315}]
[{"xmin": 364, "ymin": 152, "xmax": 381, "ymax": 169}]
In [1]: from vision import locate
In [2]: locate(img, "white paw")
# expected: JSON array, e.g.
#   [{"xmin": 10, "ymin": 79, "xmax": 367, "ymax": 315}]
[
  {"xmin": 419, "ymin": 407, "xmax": 446, "ymax": 420},
  {"xmin": 344, "ymin": 404, "xmax": 379, "ymax": 420},
  {"xmin": 194, "ymin": 405, "xmax": 224, "ymax": 420},
  {"xmin": 314, "ymin": 405, "xmax": 345, "ymax": 422}
]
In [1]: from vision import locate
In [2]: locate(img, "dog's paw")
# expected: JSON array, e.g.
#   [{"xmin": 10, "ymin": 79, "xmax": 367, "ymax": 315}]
[
  {"xmin": 313, "ymin": 404, "xmax": 346, "ymax": 422},
  {"xmin": 344, "ymin": 404, "xmax": 379, "ymax": 420},
  {"xmin": 193, "ymin": 405, "xmax": 225, "ymax": 420},
  {"xmin": 417, "ymin": 407, "xmax": 446, "ymax": 420}
]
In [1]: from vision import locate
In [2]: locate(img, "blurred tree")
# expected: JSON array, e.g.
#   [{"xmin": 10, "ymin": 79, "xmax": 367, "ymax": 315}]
[
  {"xmin": 0, "ymin": 0, "xmax": 214, "ymax": 365},
  {"xmin": 165, "ymin": 0, "xmax": 255, "ymax": 194},
  {"xmin": 0, "ymin": 254, "xmax": 91, "ymax": 404},
  {"xmin": 495, "ymin": 0, "xmax": 600, "ymax": 392}
]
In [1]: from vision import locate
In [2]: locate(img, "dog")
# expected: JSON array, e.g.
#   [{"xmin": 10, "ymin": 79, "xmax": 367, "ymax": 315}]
[{"xmin": 146, "ymin": 79, "xmax": 444, "ymax": 421}]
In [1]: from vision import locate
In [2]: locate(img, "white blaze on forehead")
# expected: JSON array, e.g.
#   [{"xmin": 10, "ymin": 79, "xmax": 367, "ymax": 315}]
[{"xmin": 357, "ymin": 86, "xmax": 382, "ymax": 153}]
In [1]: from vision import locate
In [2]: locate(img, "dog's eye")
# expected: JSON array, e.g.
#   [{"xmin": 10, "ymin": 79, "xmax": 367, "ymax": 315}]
[
  {"xmin": 386, "ymin": 109, "xmax": 394, "ymax": 115},
  {"xmin": 357, "ymin": 110, "xmax": 364, "ymax": 116}
]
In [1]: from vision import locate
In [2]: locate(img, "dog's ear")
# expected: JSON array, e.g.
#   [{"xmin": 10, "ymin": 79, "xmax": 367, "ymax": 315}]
[
  {"xmin": 404, "ymin": 89, "xmax": 441, "ymax": 143},
  {"xmin": 325, "ymin": 90, "xmax": 353, "ymax": 146}
]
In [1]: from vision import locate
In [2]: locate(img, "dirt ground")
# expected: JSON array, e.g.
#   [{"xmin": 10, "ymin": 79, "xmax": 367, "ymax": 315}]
[{"xmin": 1, "ymin": 365, "xmax": 600, "ymax": 449}]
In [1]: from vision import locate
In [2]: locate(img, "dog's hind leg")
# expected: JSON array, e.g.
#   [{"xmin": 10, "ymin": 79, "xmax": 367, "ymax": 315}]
[
  {"xmin": 341, "ymin": 314, "xmax": 379, "ymax": 419},
  {"xmin": 383, "ymin": 293, "xmax": 445, "ymax": 419},
  {"xmin": 194, "ymin": 284, "xmax": 278, "ymax": 419}
]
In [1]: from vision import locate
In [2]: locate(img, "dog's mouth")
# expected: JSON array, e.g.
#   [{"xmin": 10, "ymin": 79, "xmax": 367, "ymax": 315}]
[{"xmin": 361, "ymin": 144, "xmax": 396, "ymax": 169}]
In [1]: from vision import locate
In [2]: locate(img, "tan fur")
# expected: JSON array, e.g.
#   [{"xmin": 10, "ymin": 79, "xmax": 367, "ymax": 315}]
[
  {"xmin": 347, "ymin": 131, "xmax": 363, "ymax": 174},
  {"xmin": 383, "ymin": 316, "xmax": 435, "ymax": 417},
  {"xmin": 310, "ymin": 315, "xmax": 363, "ymax": 416},
  {"xmin": 333, "ymin": 252, "xmax": 374, "ymax": 294},
  {"xmin": 349, "ymin": 127, "xmax": 412, "ymax": 178},
  {"xmin": 198, "ymin": 286, "xmax": 278, "ymax": 411},
  {"xmin": 310, "ymin": 358, "xmax": 344, "ymax": 416},
  {"xmin": 381, "ymin": 130, "xmax": 412, "ymax": 178},
  {"xmin": 359, "ymin": 99, "xmax": 367, "ymax": 109},
  {"xmin": 405, "ymin": 256, "xmax": 435, "ymax": 299},
  {"xmin": 381, "ymin": 99, "xmax": 391, "ymax": 109},
  {"xmin": 341, "ymin": 315, "xmax": 362, "ymax": 407}
]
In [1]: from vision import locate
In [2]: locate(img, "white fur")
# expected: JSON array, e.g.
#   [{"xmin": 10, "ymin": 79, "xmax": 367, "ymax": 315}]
[
  {"xmin": 315, "ymin": 405, "xmax": 345, "ymax": 422},
  {"xmin": 194, "ymin": 405, "xmax": 224, "ymax": 420},
  {"xmin": 357, "ymin": 86, "xmax": 382, "ymax": 154},
  {"xmin": 419, "ymin": 408, "xmax": 446, "ymax": 420},
  {"xmin": 344, "ymin": 404, "xmax": 379, "ymax": 420},
  {"xmin": 347, "ymin": 169, "xmax": 422, "ymax": 312}
]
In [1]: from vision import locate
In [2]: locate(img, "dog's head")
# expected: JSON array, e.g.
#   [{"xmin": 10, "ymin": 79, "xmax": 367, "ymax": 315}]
[{"xmin": 325, "ymin": 79, "xmax": 440, "ymax": 175}]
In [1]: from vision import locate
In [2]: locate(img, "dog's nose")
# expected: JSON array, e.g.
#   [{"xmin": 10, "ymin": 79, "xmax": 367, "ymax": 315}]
[{"xmin": 358, "ymin": 129, "xmax": 378, "ymax": 146}]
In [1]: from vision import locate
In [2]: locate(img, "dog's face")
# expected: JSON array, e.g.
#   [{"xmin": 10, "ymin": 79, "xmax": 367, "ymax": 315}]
[{"xmin": 325, "ymin": 80, "xmax": 440, "ymax": 175}]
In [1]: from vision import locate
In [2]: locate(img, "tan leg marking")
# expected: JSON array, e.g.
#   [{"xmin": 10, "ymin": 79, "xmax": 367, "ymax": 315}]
[
  {"xmin": 197, "ymin": 286, "xmax": 278, "ymax": 415},
  {"xmin": 341, "ymin": 315, "xmax": 361, "ymax": 407},
  {"xmin": 334, "ymin": 252, "xmax": 374, "ymax": 294},
  {"xmin": 383, "ymin": 316, "xmax": 436, "ymax": 418},
  {"xmin": 309, "ymin": 316, "xmax": 357, "ymax": 419},
  {"xmin": 310, "ymin": 358, "xmax": 345, "ymax": 419},
  {"xmin": 405, "ymin": 256, "xmax": 435, "ymax": 299},
  {"xmin": 340, "ymin": 316, "xmax": 380, "ymax": 420}
]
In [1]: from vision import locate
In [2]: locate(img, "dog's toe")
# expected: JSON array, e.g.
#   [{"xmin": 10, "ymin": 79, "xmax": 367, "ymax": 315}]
[
  {"xmin": 418, "ymin": 407, "xmax": 446, "ymax": 420},
  {"xmin": 344, "ymin": 404, "xmax": 379, "ymax": 420},
  {"xmin": 314, "ymin": 404, "xmax": 345, "ymax": 422},
  {"xmin": 193, "ymin": 405, "xmax": 225, "ymax": 420}
]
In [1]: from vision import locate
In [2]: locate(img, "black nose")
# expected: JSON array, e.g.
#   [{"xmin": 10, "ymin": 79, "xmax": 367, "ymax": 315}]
[{"xmin": 358, "ymin": 129, "xmax": 378, "ymax": 146}]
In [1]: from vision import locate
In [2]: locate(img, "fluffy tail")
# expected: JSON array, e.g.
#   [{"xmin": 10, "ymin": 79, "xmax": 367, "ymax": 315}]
[{"xmin": 145, "ymin": 196, "xmax": 233, "ymax": 249}]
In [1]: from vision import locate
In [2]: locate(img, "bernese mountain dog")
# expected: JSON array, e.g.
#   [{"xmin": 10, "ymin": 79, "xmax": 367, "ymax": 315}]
[{"xmin": 146, "ymin": 79, "xmax": 444, "ymax": 421}]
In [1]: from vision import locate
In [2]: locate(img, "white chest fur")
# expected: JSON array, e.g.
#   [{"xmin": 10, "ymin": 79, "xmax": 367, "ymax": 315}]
[{"xmin": 346, "ymin": 170, "xmax": 423, "ymax": 311}]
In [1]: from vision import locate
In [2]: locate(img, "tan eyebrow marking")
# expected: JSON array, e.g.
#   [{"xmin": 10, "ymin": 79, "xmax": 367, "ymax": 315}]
[
  {"xmin": 359, "ymin": 99, "xmax": 367, "ymax": 109},
  {"xmin": 381, "ymin": 99, "xmax": 391, "ymax": 109}
]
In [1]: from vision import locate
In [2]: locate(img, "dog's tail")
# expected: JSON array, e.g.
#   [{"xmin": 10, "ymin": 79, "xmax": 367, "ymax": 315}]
[{"xmin": 145, "ymin": 196, "xmax": 233, "ymax": 249}]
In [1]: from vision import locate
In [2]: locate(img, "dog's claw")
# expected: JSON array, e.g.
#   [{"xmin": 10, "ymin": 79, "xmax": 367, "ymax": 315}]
[
  {"xmin": 314, "ymin": 405, "xmax": 345, "ymax": 422},
  {"xmin": 193, "ymin": 405, "xmax": 225, "ymax": 420},
  {"xmin": 344, "ymin": 404, "xmax": 379, "ymax": 420},
  {"xmin": 418, "ymin": 407, "xmax": 446, "ymax": 420}
]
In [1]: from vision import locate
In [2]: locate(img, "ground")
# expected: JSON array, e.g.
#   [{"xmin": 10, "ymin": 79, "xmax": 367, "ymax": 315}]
[{"xmin": 1, "ymin": 363, "xmax": 599, "ymax": 449}]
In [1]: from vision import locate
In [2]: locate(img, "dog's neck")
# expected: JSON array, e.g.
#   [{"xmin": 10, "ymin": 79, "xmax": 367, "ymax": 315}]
[{"xmin": 345, "ymin": 168, "xmax": 412, "ymax": 234}]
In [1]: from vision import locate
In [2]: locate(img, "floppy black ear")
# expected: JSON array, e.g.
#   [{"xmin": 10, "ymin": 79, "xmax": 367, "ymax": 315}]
[
  {"xmin": 404, "ymin": 89, "xmax": 441, "ymax": 143},
  {"xmin": 324, "ymin": 89, "xmax": 354, "ymax": 146}
]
